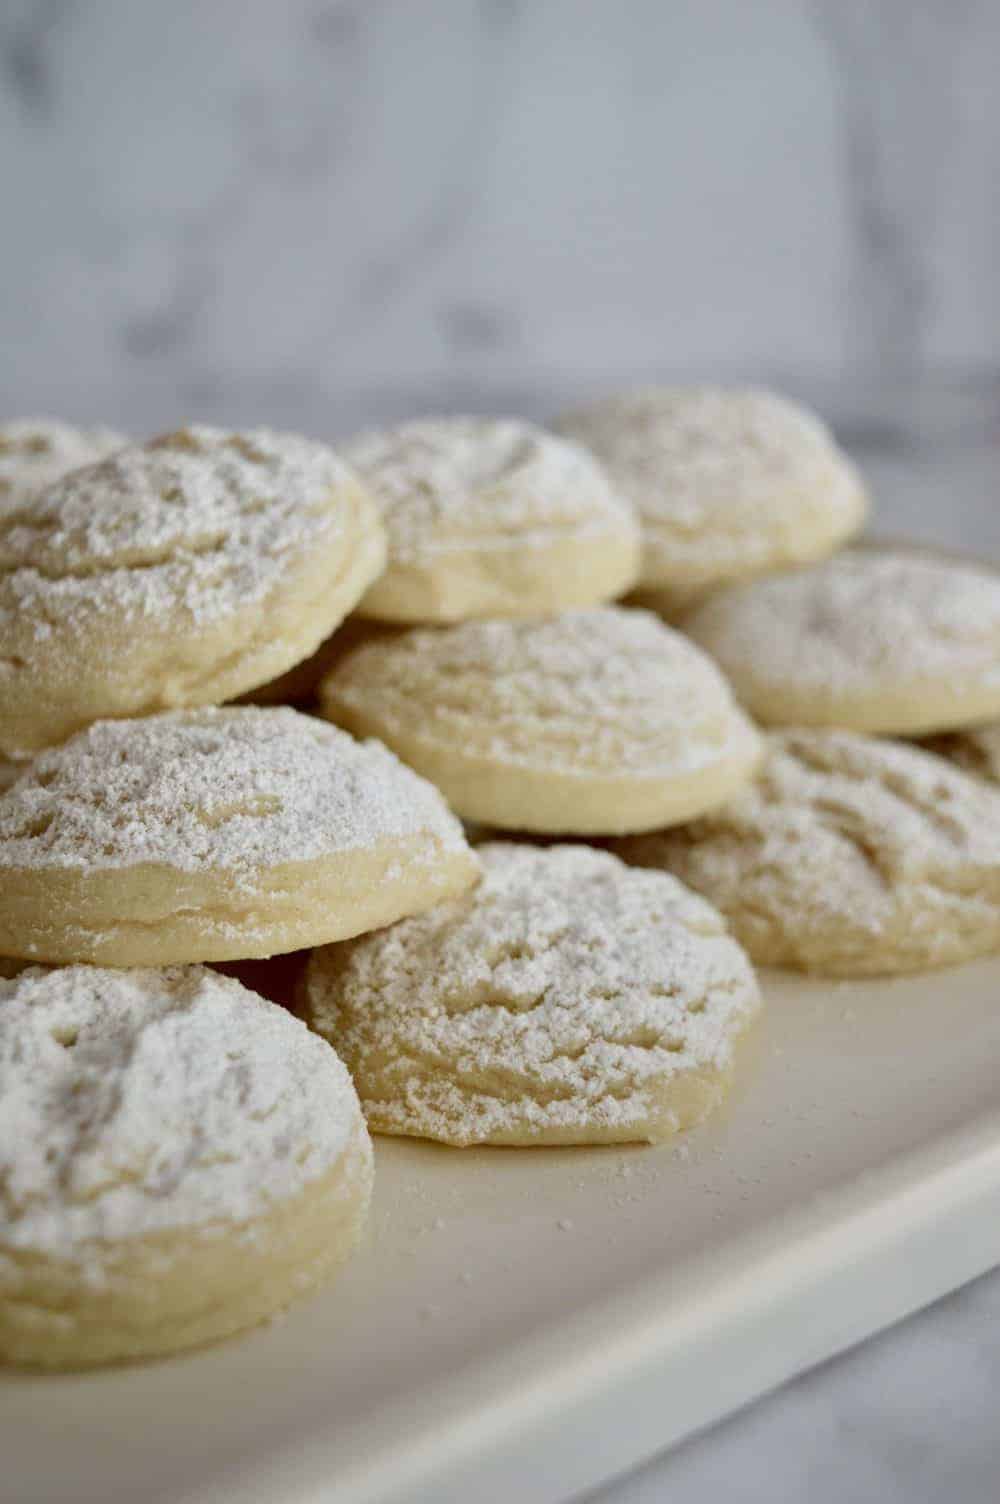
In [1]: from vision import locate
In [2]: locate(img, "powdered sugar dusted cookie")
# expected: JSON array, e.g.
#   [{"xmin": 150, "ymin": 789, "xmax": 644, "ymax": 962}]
[
  {"xmin": 0, "ymin": 417, "xmax": 124, "ymax": 516},
  {"xmin": 0, "ymin": 964, "xmax": 372, "ymax": 1367},
  {"xmin": 685, "ymin": 551, "xmax": 1000, "ymax": 735},
  {"xmin": 0, "ymin": 425, "xmax": 386, "ymax": 756},
  {"xmin": 319, "ymin": 606, "xmax": 761, "ymax": 834},
  {"xmin": 0, "ymin": 706, "xmax": 479, "ymax": 965},
  {"xmin": 555, "ymin": 387, "xmax": 866, "ymax": 610},
  {"xmin": 344, "ymin": 416, "xmax": 640, "ymax": 622},
  {"xmin": 303, "ymin": 842, "xmax": 761, "ymax": 1146},
  {"xmin": 614, "ymin": 729, "xmax": 1000, "ymax": 977}
]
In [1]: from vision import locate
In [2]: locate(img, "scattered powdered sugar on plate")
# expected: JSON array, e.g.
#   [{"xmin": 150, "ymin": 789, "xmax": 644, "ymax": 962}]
[
  {"xmin": 0, "ymin": 964, "xmax": 358, "ymax": 1259},
  {"xmin": 0, "ymin": 425, "xmax": 359, "ymax": 635},
  {"xmin": 328, "ymin": 606, "xmax": 756, "ymax": 776},
  {"xmin": 0, "ymin": 706, "xmax": 468, "ymax": 875},
  {"xmin": 0, "ymin": 417, "xmax": 125, "ymax": 516},
  {"xmin": 340, "ymin": 416, "xmax": 635, "ymax": 561},
  {"xmin": 305, "ymin": 842, "xmax": 761, "ymax": 1144}
]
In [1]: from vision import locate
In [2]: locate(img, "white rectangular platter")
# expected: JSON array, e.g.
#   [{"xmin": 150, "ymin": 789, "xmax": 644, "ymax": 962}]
[{"xmin": 5, "ymin": 957, "xmax": 1000, "ymax": 1504}]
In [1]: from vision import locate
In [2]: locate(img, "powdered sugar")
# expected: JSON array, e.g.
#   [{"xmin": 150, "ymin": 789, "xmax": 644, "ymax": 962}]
[
  {"xmin": 0, "ymin": 418, "xmax": 125, "ymax": 516},
  {"xmin": 0, "ymin": 706, "xmax": 468, "ymax": 876},
  {"xmin": 0, "ymin": 425, "xmax": 360, "ymax": 636},
  {"xmin": 555, "ymin": 386, "xmax": 864, "ymax": 572},
  {"xmin": 616, "ymin": 729, "xmax": 1000, "ymax": 975},
  {"xmin": 305, "ymin": 842, "xmax": 760, "ymax": 1144},
  {"xmin": 687, "ymin": 551, "xmax": 1000, "ymax": 709},
  {"xmin": 0, "ymin": 964, "xmax": 359, "ymax": 1260},
  {"xmin": 326, "ymin": 605, "xmax": 756, "ymax": 777},
  {"xmin": 341, "ymin": 416, "xmax": 635, "ymax": 562}
]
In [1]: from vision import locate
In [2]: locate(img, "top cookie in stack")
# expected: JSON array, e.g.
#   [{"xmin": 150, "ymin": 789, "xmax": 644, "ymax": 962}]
[
  {"xmin": 0, "ymin": 417, "xmax": 126, "ymax": 518},
  {"xmin": 0, "ymin": 419, "xmax": 128, "ymax": 791},
  {"xmin": 341, "ymin": 416, "xmax": 641, "ymax": 622},
  {"xmin": 0, "ymin": 424, "xmax": 385, "ymax": 757},
  {"xmin": 554, "ymin": 386, "xmax": 868, "ymax": 618},
  {"xmin": 684, "ymin": 548, "xmax": 1000, "ymax": 736}
]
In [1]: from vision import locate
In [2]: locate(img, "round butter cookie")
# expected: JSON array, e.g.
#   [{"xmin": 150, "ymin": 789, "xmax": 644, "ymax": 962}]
[
  {"xmin": 0, "ymin": 425, "xmax": 386, "ymax": 757},
  {"xmin": 614, "ymin": 728, "xmax": 1000, "ymax": 977},
  {"xmin": 922, "ymin": 722, "xmax": 1000, "ymax": 786},
  {"xmin": 303, "ymin": 842, "xmax": 761, "ymax": 1146},
  {"xmin": 0, "ymin": 417, "xmax": 124, "ymax": 516},
  {"xmin": 0, "ymin": 706, "xmax": 479, "ymax": 966},
  {"xmin": 554, "ymin": 386, "xmax": 867, "ymax": 611},
  {"xmin": 0, "ymin": 964, "xmax": 372, "ymax": 1368},
  {"xmin": 319, "ymin": 606, "xmax": 761, "ymax": 835},
  {"xmin": 685, "ymin": 550, "xmax": 1000, "ymax": 734},
  {"xmin": 343, "ymin": 416, "xmax": 640, "ymax": 622}
]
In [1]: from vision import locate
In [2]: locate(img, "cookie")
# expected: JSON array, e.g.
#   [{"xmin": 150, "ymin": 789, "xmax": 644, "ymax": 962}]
[
  {"xmin": 614, "ymin": 728, "xmax": 1000, "ymax": 977},
  {"xmin": 0, "ymin": 964, "xmax": 372, "ymax": 1367},
  {"xmin": 319, "ymin": 606, "xmax": 761, "ymax": 835},
  {"xmin": 0, "ymin": 425, "xmax": 386, "ymax": 757},
  {"xmin": 554, "ymin": 386, "xmax": 866, "ymax": 610},
  {"xmin": 303, "ymin": 842, "xmax": 761, "ymax": 1146},
  {"xmin": 0, "ymin": 417, "xmax": 124, "ymax": 516},
  {"xmin": 0, "ymin": 706, "xmax": 479, "ymax": 965},
  {"xmin": 685, "ymin": 550, "xmax": 1000, "ymax": 735},
  {"xmin": 342, "ymin": 417, "xmax": 640, "ymax": 622}
]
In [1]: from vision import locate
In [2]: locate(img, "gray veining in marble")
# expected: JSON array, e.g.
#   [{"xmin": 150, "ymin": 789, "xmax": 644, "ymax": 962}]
[
  {"xmin": 814, "ymin": 0, "xmax": 985, "ymax": 377},
  {"xmin": 587, "ymin": 1266, "xmax": 1000, "ymax": 1504},
  {"xmin": 0, "ymin": 0, "xmax": 997, "ymax": 441}
]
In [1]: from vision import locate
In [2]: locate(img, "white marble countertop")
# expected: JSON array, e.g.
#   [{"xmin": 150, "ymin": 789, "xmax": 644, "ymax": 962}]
[{"xmin": 590, "ymin": 1268, "xmax": 1000, "ymax": 1504}]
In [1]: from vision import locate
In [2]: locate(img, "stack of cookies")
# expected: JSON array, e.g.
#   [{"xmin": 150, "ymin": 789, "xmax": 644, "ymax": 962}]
[
  {"xmin": 553, "ymin": 390, "xmax": 1000, "ymax": 975},
  {"xmin": 3, "ymin": 393, "xmax": 1000, "ymax": 1370}
]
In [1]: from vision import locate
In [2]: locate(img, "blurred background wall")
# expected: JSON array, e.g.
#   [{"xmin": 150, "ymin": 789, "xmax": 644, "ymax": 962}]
[{"xmin": 1, "ymin": 0, "xmax": 998, "ymax": 450}]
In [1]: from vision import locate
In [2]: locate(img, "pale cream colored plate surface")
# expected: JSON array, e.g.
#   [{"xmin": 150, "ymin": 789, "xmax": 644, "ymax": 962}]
[{"xmin": 4, "ymin": 957, "xmax": 1000, "ymax": 1503}]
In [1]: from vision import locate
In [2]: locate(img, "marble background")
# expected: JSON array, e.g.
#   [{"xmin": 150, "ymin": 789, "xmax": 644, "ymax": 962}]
[
  {"xmin": 593, "ymin": 1267, "xmax": 1000, "ymax": 1504},
  {"xmin": 0, "ymin": 0, "xmax": 998, "ymax": 447}
]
